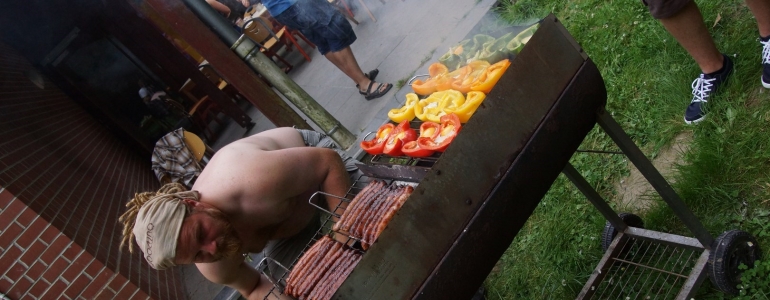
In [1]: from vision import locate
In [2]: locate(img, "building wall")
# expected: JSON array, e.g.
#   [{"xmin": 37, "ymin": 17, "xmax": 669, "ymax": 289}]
[
  {"xmin": 0, "ymin": 42, "xmax": 183, "ymax": 299},
  {"xmin": 0, "ymin": 192, "xmax": 147, "ymax": 299}
]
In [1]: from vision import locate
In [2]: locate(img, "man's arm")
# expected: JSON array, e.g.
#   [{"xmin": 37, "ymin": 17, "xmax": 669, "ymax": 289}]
[
  {"xmin": 205, "ymin": 0, "xmax": 231, "ymax": 17},
  {"xmin": 264, "ymin": 146, "xmax": 351, "ymax": 215},
  {"xmin": 196, "ymin": 258, "xmax": 292, "ymax": 300}
]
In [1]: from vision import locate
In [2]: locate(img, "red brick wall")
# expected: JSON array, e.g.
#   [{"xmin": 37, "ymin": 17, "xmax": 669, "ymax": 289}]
[
  {"xmin": 0, "ymin": 42, "xmax": 183, "ymax": 299},
  {"xmin": 0, "ymin": 191, "xmax": 149, "ymax": 299}
]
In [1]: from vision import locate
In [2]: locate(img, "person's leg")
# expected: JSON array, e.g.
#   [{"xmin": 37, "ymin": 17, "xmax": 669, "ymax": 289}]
[
  {"xmin": 324, "ymin": 46, "xmax": 370, "ymax": 88},
  {"xmin": 647, "ymin": 0, "xmax": 733, "ymax": 123},
  {"xmin": 745, "ymin": 0, "xmax": 770, "ymax": 88},
  {"xmin": 746, "ymin": 0, "xmax": 770, "ymax": 37},
  {"xmin": 659, "ymin": 1, "xmax": 723, "ymax": 73}
]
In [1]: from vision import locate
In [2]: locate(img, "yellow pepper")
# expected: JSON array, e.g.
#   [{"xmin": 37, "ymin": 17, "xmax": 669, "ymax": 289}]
[
  {"xmin": 445, "ymin": 91, "xmax": 486, "ymax": 123},
  {"xmin": 388, "ymin": 93, "xmax": 419, "ymax": 123},
  {"xmin": 471, "ymin": 59, "xmax": 511, "ymax": 94},
  {"xmin": 414, "ymin": 90, "xmax": 465, "ymax": 123}
]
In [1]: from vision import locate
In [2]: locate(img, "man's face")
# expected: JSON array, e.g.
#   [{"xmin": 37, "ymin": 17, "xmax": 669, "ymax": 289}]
[{"xmin": 174, "ymin": 206, "xmax": 242, "ymax": 265}]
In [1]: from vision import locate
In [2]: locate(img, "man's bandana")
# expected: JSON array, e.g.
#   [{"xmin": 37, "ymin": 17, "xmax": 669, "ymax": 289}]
[{"xmin": 132, "ymin": 197, "xmax": 187, "ymax": 270}]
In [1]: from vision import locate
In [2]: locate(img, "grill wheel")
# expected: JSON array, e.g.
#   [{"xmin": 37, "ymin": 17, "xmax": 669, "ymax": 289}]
[{"xmin": 600, "ymin": 212, "xmax": 644, "ymax": 252}]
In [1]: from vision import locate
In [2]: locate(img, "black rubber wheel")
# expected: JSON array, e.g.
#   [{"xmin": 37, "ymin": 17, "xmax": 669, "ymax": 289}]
[
  {"xmin": 706, "ymin": 229, "xmax": 762, "ymax": 295},
  {"xmin": 601, "ymin": 213, "xmax": 644, "ymax": 252}
]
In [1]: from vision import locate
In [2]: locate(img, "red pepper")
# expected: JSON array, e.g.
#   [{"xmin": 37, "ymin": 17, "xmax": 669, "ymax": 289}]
[
  {"xmin": 416, "ymin": 113, "xmax": 462, "ymax": 152},
  {"xmin": 401, "ymin": 121, "xmax": 439, "ymax": 157},
  {"xmin": 418, "ymin": 121, "xmax": 441, "ymax": 140},
  {"xmin": 360, "ymin": 123, "xmax": 395, "ymax": 155},
  {"xmin": 382, "ymin": 120, "xmax": 417, "ymax": 156},
  {"xmin": 401, "ymin": 140, "xmax": 434, "ymax": 157}
]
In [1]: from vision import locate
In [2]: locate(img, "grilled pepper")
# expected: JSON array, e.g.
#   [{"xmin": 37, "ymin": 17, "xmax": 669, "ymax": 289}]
[
  {"xmin": 470, "ymin": 59, "xmax": 511, "ymax": 94},
  {"xmin": 416, "ymin": 113, "xmax": 462, "ymax": 152},
  {"xmin": 388, "ymin": 93, "xmax": 419, "ymax": 123},
  {"xmin": 435, "ymin": 65, "xmax": 469, "ymax": 92},
  {"xmin": 507, "ymin": 23, "xmax": 540, "ymax": 54},
  {"xmin": 450, "ymin": 60, "xmax": 490, "ymax": 94},
  {"xmin": 382, "ymin": 120, "xmax": 417, "ymax": 156},
  {"xmin": 445, "ymin": 91, "xmax": 486, "ymax": 123},
  {"xmin": 411, "ymin": 63, "xmax": 449, "ymax": 96},
  {"xmin": 401, "ymin": 140, "xmax": 434, "ymax": 158},
  {"xmin": 402, "ymin": 121, "xmax": 440, "ymax": 157},
  {"xmin": 360, "ymin": 123, "xmax": 395, "ymax": 155},
  {"xmin": 414, "ymin": 89, "xmax": 465, "ymax": 123}
]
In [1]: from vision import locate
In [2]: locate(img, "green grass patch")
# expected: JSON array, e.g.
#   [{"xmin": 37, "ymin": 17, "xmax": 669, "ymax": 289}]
[{"xmin": 484, "ymin": 0, "xmax": 770, "ymax": 299}]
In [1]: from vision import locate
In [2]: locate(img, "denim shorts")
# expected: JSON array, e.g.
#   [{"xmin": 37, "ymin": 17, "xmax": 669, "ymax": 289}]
[
  {"xmin": 641, "ymin": 0, "xmax": 691, "ymax": 19},
  {"xmin": 274, "ymin": 0, "xmax": 357, "ymax": 55}
]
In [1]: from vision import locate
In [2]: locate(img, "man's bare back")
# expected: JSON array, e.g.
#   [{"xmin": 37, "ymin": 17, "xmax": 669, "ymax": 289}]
[{"xmin": 189, "ymin": 128, "xmax": 350, "ymax": 299}]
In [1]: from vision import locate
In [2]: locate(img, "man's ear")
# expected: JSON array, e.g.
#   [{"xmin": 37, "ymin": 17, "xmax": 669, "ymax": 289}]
[{"xmin": 181, "ymin": 198, "xmax": 199, "ymax": 208}]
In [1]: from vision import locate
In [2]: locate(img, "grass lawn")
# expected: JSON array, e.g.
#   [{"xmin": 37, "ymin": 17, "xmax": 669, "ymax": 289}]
[{"xmin": 484, "ymin": 0, "xmax": 770, "ymax": 299}]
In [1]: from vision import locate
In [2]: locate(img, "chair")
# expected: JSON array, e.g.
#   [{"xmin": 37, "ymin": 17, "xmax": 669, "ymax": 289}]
[
  {"xmin": 189, "ymin": 95, "xmax": 225, "ymax": 143},
  {"xmin": 199, "ymin": 64, "xmax": 248, "ymax": 105},
  {"xmin": 178, "ymin": 80, "xmax": 226, "ymax": 143},
  {"xmin": 242, "ymin": 17, "xmax": 296, "ymax": 72},
  {"xmin": 182, "ymin": 130, "xmax": 215, "ymax": 167},
  {"xmin": 266, "ymin": 18, "xmax": 316, "ymax": 62}
]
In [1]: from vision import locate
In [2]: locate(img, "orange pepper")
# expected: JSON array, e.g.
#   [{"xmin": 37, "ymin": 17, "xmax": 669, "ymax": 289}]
[
  {"xmin": 428, "ymin": 62, "xmax": 449, "ymax": 77},
  {"xmin": 411, "ymin": 79, "xmax": 437, "ymax": 96},
  {"xmin": 470, "ymin": 59, "xmax": 511, "ymax": 94},
  {"xmin": 450, "ymin": 60, "xmax": 490, "ymax": 94},
  {"xmin": 411, "ymin": 63, "xmax": 449, "ymax": 96},
  {"xmin": 436, "ymin": 65, "xmax": 469, "ymax": 92}
]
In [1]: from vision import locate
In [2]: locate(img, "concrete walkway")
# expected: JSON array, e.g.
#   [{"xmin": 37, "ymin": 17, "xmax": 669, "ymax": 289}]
[{"xmin": 188, "ymin": 0, "xmax": 498, "ymax": 298}]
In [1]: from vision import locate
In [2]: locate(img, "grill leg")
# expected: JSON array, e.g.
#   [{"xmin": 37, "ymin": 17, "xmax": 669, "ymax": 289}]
[
  {"xmin": 596, "ymin": 110, "xmax": 714, "ymax": 248},
  {"xmin": 562, "ymin": 163, "xmax": 627, "ymax": 231}
]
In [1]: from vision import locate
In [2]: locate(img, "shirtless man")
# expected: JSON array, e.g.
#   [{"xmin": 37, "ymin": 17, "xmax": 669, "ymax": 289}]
[{"xmin": 119, "ymin": 127, "xmax": 352, "ymax": 299}]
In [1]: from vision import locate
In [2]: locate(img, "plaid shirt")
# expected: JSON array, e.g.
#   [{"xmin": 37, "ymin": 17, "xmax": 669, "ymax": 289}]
[{"xmin": 151, "ymin": 128, "xmax": 201, "ymax": 186}]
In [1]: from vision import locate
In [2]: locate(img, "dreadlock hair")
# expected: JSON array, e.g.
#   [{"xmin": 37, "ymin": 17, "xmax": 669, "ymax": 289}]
[{"xmin": 118, "ymin": 183, "xmax": 200, "ymax": 253}]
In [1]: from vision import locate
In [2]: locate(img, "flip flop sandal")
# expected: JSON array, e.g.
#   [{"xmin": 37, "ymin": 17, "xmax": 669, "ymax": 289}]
[
  {"xmin": 356, "ymin": 69, "xmax": 380, "ymax": 95},
  {"xmin": 363, "ymin": 81, "xmax": 393, "ymax": 100},
  {"xmin": 366, "ymin": 69, "xmax": 379, "ymax": 81}
]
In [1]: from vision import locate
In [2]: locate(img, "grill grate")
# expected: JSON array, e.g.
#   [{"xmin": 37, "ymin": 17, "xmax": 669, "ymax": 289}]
[
  {"xmin": 588, "ymin": 236, "xmax": 701, "ymax": 300},
  {"xmin": 261, "ymin": 173, "xmax": 415, "ymax": 299}
]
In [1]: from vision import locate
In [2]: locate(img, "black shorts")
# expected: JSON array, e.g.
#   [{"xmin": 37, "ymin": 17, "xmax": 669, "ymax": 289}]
[
  {"xmin": 274, "ymin": 0, "xmax": 357, "ymax": 54},
  {"xmin": 642, "ymin": 0, "xmax": 692, "ymax": 19}
]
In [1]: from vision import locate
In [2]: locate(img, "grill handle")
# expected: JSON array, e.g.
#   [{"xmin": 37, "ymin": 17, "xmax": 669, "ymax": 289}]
[{"xmin": 308, "ymin": 191, "xmax": 350, "ymax": 218}]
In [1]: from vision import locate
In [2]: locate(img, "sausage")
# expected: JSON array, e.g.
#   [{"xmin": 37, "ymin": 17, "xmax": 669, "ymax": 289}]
[
  {"xmin": 317, "ymin": 249, "xmax": 354, "ymax": 300},
  {"xmin": 362, "ymin": 185, "xmax": 404, "ymax": 244},
  {"xmin": 332, "ymin": 180, "xmax": 378, "ymax": 232},
  {"xmin": 321, "ymin": 251, "xmax": 362, "ymax": 300},
  {"xmin": 361, "ymin": 186, "xmax": 400, "ymax": 243},
  {"xmin": 286, "ymin": 236, "xmax": 330, "ymax": 296},
  {"xmin": 352, "ymin": 185, "xmax": 394, "ymax": 238},
  {"xmin": 371, "ymin": 186, "xmax": 413, "ymax": 243},
  {"xmin": 298, "ymin": 241, "xmax": 344, "ymax": 298},
  {"xmin": 339, "ymin": 181, "xmax": 384, "ymax": 232},
  {"xmin": 346, "ymin": 183, "xmax": 386, "ymax": 236},
  {"xmin": 307, "ymin": 248, "xmax": 352, "ymax": 300},
  {"xmin": 287, "ymin": 237, "xmax": 334, "ymax": 297}
]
